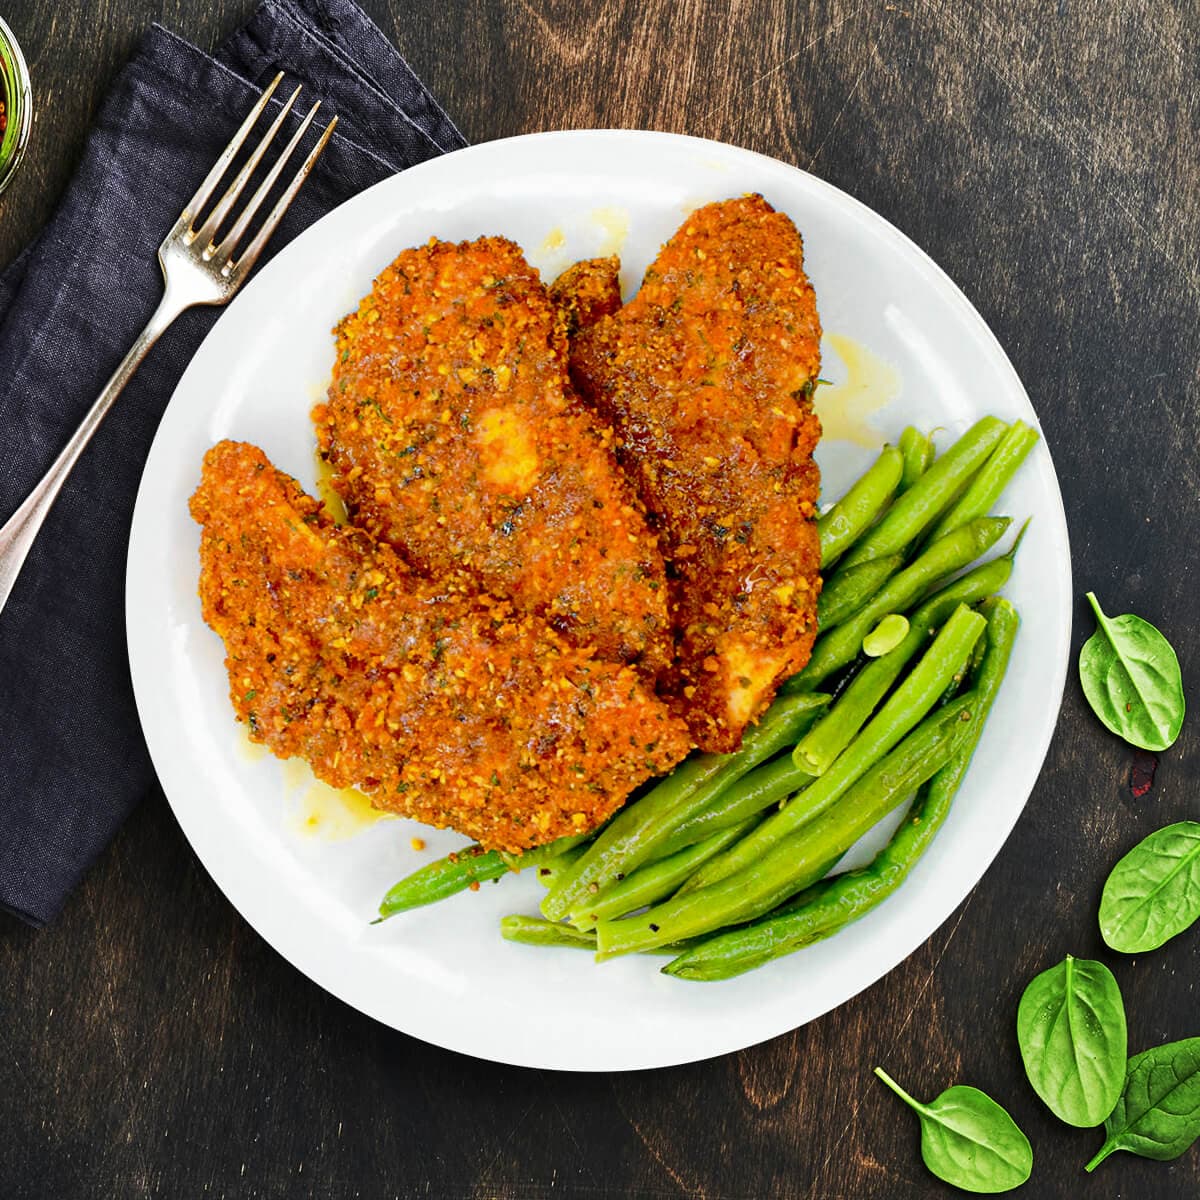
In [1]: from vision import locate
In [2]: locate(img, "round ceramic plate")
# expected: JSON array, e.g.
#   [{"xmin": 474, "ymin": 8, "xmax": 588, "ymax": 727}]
[{"xmin": 126, "ymin": 130, "xmax": 1071, "ymax": 1071}]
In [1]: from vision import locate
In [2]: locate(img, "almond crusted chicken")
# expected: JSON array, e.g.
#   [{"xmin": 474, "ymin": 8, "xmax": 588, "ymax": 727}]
[
  {"xmin": 313, "ymin": 237, "xmax": 670, "ymax": 675},
  {"xmin": 195, "ymin": 199, "xmax": 826, "ymax": 849},
  {"xmin": 568, "ymin": 196, "xmax": 823, "ymax": 752},
  {"xmin": 190, "ymin": 441, "xmax": 689, "ymax": 853}
]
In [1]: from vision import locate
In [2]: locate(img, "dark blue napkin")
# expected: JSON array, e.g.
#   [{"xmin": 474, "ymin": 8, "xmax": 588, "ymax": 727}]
[{"xmin": 0, "ymin": 0, "xmax": 466, "ymax": 925}]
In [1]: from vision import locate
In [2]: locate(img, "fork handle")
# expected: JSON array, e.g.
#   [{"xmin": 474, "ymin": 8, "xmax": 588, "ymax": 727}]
[{"xmin": 0, "ymin": 288, "xmax": 190, "ymax": 616}]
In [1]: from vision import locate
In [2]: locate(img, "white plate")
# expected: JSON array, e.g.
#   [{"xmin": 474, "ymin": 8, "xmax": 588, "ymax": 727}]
[{"xmin": 127, "ymin": 130, "xmax": 1071, "ymax": 1071}]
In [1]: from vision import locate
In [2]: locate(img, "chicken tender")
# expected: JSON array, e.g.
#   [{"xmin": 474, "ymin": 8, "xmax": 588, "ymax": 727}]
[
  {"xmin": 313, "ymin": 237, "xmax": 670, "ymax": 674},
  {"xmin": 568, "ymin": 196, "xmax": 823, "ymax": 752},
  {"xmin": 190, "ymin": 441, "xmax": 689, "ymax": 853}
]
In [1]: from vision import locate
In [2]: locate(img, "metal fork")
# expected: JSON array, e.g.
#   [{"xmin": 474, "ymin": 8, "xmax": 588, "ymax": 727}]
[{"xmin": 0, "ymin": 74, "xmax": 336, "ymax": 616}]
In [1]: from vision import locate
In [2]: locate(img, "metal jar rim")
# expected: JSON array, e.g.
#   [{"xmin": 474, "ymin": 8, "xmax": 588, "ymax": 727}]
[{"xmin": 0, "ymin": 15, "xmax": 32, "ymax": 199}]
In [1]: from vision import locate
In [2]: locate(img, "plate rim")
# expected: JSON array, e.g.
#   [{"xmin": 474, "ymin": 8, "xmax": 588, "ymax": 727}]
[{"xmin": 126, "ymin": 127, "xmax": 1072, "ymax": 1071}]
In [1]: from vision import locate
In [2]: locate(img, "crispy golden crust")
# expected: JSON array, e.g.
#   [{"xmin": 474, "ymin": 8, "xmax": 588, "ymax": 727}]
[
  {"xmin": 313, "ymin": 237, "xmax": 670, "ymax": 675},
  {"xmin": 569, "ymin": 196, "xmax": 823, "ymax": 752},
  {"xmin": 549, "ymin": 256, "xmax": 623, "ymax": 336},
  {"xmin": 190, "ymin": 441, "xmax": 689, "ymax": 853}
]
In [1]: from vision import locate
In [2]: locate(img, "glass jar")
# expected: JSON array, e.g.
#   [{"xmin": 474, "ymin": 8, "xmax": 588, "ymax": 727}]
[{"xmin": 0, "ymin": 16, "xmax": 31, "ymax": 198}]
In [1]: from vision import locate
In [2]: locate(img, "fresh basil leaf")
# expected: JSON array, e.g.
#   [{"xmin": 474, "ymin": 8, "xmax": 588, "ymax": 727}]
[
  {"xmin": 1017, "ymin": 955, "xmax": 1126, "ymax": 1127},
  {"xmin": 1086, "ymin": 1037, "xmax": 1200, "ymax": 1171},
  {"xmin": 1099, "ymin": 822, "xmax": 1200, "ymax": 953},
  {"xmin": 874, "ymin": 1067, "xmax": 1033, "ymax": 1193},
  {"xmin": 1079, "ymin": 592, "xmax": 1184, "ymax": 752}
]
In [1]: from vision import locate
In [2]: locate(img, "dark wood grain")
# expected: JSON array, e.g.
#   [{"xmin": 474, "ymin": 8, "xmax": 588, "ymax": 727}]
[{"xmin": 2, "ymin": 0, "xmax": 1199, "ymax": 1196}]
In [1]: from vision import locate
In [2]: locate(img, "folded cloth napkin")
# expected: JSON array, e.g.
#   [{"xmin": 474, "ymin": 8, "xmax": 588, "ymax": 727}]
[{"xmin": 0, "ymin": 0, "xmax": 466, "ymax": 925}]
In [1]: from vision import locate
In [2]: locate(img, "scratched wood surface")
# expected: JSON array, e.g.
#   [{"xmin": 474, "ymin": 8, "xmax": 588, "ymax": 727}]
[{"xmin": 2, "ymin": 1, "xmax": 1199, "ymax": 1196}]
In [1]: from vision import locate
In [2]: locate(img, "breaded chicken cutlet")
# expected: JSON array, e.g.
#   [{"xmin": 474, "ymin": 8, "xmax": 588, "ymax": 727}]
[
  {"xmin": 569, "ymin": 196, "xmax": 823, "ymax": 752},
  {"xmin": 313, "ymin": 237, "xmax": 671, "ymax": 675},
  {"xmin": 190, "ymin": 441, "xmax": 689, "ymax": 853}
]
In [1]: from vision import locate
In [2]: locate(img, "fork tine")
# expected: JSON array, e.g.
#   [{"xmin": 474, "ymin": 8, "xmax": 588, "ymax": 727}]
[
  {"xmin": 181, "ymin": 73, "xmax": 283, "ymax": 225},
  {"xmin": 193, "ymin": 84, "xmax": 302, "ymax": 252},
  {"xmin": 217, "ymin": 100, "xmax": 321, "ymax": 266},
  {"xmin": 227, "ymin": 112, "xmax": 338, "ymax": 279}
]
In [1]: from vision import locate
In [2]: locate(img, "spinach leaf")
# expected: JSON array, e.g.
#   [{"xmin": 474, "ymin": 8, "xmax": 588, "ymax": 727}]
[
  {"xmin": 1017, "ymin": 955, "xmax": 1126, "ymax": 1127},
  {"xmin": 874, "ymin": 1067, "xmax": 1032, "ymax": 1192},
  {"xmin": 1099, "ymin": 822, "xmax": 1200, "ymax": 953},
  {"xmin": 1079, "ymin": 592, "xmax": 1184, "ymax": 752},
  {"xmin": 1086, "ymin": 1037, "xmax": 1200, "ymax": 1170}
]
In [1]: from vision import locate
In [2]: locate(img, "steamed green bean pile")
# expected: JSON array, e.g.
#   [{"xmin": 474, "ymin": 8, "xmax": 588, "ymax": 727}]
[{"xmin": 375, "ymin": 417, "xmax": 1037, "ymax": 981}]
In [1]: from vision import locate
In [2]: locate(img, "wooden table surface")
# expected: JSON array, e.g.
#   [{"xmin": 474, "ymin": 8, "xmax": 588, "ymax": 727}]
[{"xmin": 3, "ymin": 1, "xmax": 1198, "ymax": 1197}]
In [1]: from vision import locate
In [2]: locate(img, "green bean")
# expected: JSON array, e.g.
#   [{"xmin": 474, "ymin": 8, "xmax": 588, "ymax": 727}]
[
  {"xmin": 375, "ymin": 831, "xmax": 590, "ymax": 920},
  {"xmin": 927, "ymin": 421, "xmax": 1039, "ymax": 541},
  {"xmin": 838, "ymin": 417, "xmax": 1007, "ymax": 568},
  {"xmin": 792, "ymin": 548, "xmax": 1015, "ymax": 775},
  {"xmin": 540, "ymin": 692, "xmax": 830, "ymax": 920},
  {"xmin": 795, "ymin": 649, "xmax": 924, "ymax": 776},
  {"xmin": 947, "ymin": 620, "xmax": 990, "ymax": 699},
  {"xmin": 936, "ymin": 649, "xmax": 979, "ymax": 706},
  {"xmin": 595, "ymin": 693, "xmax": 980, "ymax": 958},
  {"xmin": 569, "ymin": 818, "xmax": 757, "ymax": 929},
  {"xmin": 653, "ymin": 753, "xmax": 813, "ymax": 858},
  {"xmin": 663, "ymin": 600, "xmax": 1018, "ymax": 980},
  {"xmin": 818, "ymin": 445, "xmax": 904, "ymax": 568},
  {"xmin": 605, "ymin": 695, "xmax": 827, "ymax": 864},
  {"xmin": 915, "ymin": 517, "xmax": 1025, "ymax": 615},
  {"xmin": 793, "ymin": 529, "xmax": 1023, "ymax": 774},
  {"xmin": 500, "ymin": 916, "xmax": 692, "ymax": 955},
  {"xmin": 784, "ymin": 516, "xmax": 1009, "ymax": 693},
  {"xmin": 499, "ymin": 830, "xmax": 594, "ymax": 872},
  {"xmin": 501, "ymin": 915, "xmax": 600, "ymax": 950},
  {"xmin": 680, "ymin": 604, "xmax": 985, "ymax": 894},
  {"xmin": 816, "ymin": 554, "xmax": 904, "ymax": 631},
  {"xmin": 376, "ymin": 845, "xmax": 509, "ymax": 920},
  {"xmin": 898, "ymin": 426, "xmax": 934, "ymax": 492},
  {"xmin": 532, "ymin": 843, "xmax": 587, "ymax": 889}
]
